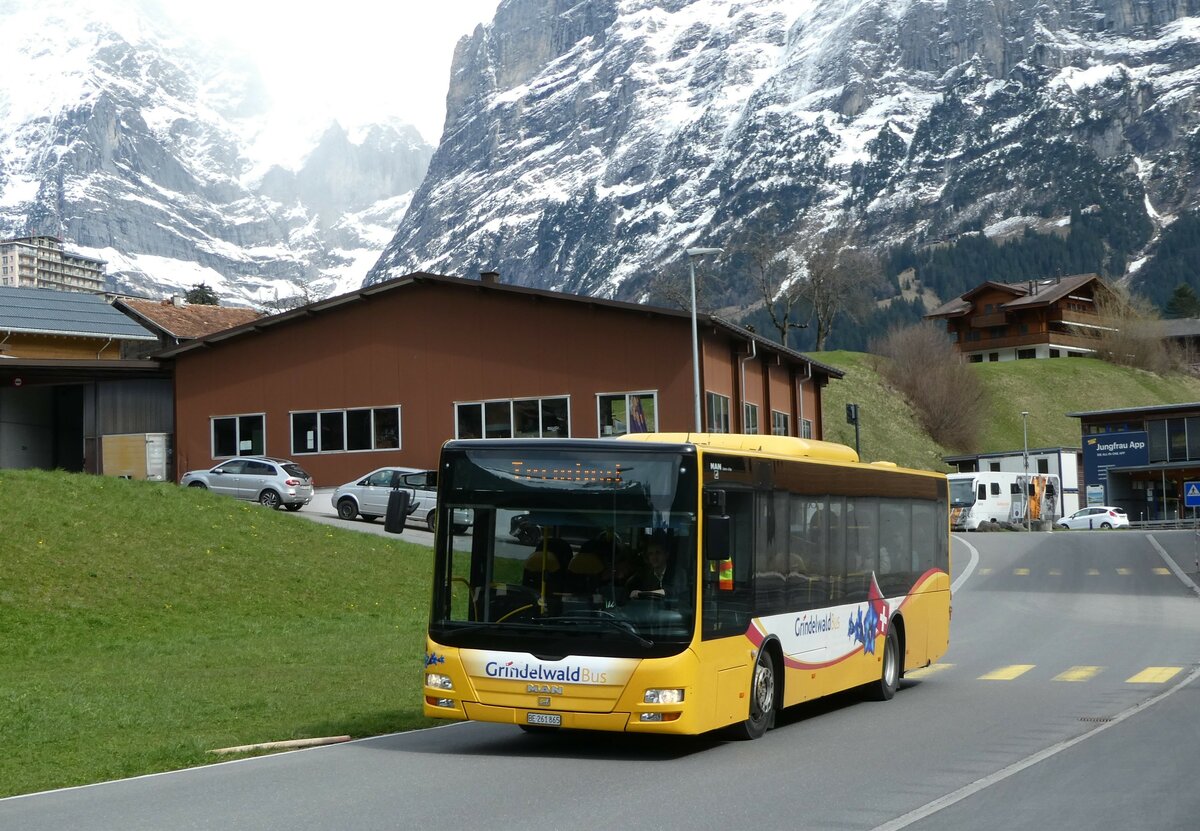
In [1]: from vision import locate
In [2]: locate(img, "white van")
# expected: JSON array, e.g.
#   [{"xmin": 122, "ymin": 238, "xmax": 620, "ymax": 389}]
[{"xmin": 949, "ymin": 471, "xmax": 1061, "ymax": 530}]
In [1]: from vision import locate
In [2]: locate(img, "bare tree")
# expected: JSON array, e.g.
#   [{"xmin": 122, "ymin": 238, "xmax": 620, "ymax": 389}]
[
  {"xmin": 1093, "ymin": 287, "xmax": 1182, "ymax": 374},
  {"xmin": 745, "ymin": 241, "xmax": 808, "ymax": 348},
  {"xmin": 648, "ymin": 261, "xmax": 721, "ymax": 315},
  {"xmin": 793, "ymin": 231, "xmax": 882, "ymax": 351},
  {"xmin": 871, "ymin": 322, "xmax": 987, "ymax": 452},
  {"xmin": 258, "ymin": 278, "xmax": 317, "ymax": 315}
]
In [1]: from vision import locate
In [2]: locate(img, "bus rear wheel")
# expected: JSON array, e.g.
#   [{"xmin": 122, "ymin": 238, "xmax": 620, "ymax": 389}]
[
  {"xmin": 732, "ymin": 648, "xmax": 777, "ymax": 740},
  {"xmin": 865, "ymin": 627, "xmax": 900, "ymax": 701}
]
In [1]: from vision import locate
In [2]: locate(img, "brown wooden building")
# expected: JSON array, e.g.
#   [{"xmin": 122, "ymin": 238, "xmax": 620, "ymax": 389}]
[
  {"xmin": 925, "ymin": 273, "xmax": 1114, "ymax": 362},
  {"xmin": 161, "ymin": 273, "xmax": 844, "ymax": 485}
]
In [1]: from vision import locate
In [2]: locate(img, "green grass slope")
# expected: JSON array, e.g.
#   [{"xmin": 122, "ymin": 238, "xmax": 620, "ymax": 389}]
[
  {"xmin": 815, "ymin": 352, "xmax": 1200, "ymax": 470},
  {"xmin": 0, "ymin": 470, "xmax": 436, "ymax": 798}
]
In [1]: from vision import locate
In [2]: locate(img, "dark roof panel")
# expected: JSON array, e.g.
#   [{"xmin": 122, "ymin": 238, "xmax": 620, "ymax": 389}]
[{"xmin": 0, "ymin": 286, "xmax": 156, "ymax": 340}]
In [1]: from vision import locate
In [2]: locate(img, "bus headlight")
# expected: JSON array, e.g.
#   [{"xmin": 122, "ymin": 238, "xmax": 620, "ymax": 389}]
[
  {"xmin": 426, "ymin": 673, "xmax": 454, "ymax": 690},
  {"xmin": 644, "ymin": 688, "xmax": 685, "ymax": 704}
]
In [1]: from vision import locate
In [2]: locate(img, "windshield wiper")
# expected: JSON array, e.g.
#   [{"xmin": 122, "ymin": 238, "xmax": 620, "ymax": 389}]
[{"xmin": 537, "ymin": 614, "xmax": 654, "ymax": 648}]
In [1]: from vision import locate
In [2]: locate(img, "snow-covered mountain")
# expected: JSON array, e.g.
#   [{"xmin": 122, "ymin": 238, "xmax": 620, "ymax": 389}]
[
  {"xmin": 367, "ymin": 0, "xmax": 1200, "ymax": 308},
  {"xmin": 0, "ymin": 0, "xmax": 432, "ymax": 305}
]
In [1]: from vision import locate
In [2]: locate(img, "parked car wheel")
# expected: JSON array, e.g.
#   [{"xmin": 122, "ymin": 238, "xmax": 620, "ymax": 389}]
[
  {"xmin": 336, "ymin": 498, "xmax": 358, "ymax": 521},
  {"xmin": 425, "ymin": 511, "xmax": 437, "ymax": 532},
  {"xmin": 259, "ymin": 490, "xmax": 282, "ymax": 509},
  {"xmin": 188, "ymin": 482, "xmax": 207, "ymax": 489},
  {"xmin": 361, "ymin": 514, "xmax": 378, "ymax": 523},
  {"xmin": 1100, "ymin": 521, "xmax": 1112, "ymax": 529},
  {"xmin": 283, "ymin": 504, "xmax": 302, "ymax": 512}
]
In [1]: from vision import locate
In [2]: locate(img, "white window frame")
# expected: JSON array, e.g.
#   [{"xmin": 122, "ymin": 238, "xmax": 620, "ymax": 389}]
[
  {"xmin": 771, "ymin": 410, "xmax": 789, "ymax": 436},
  {"xmin": 800, "ymin": 418, "xmax": 813, "ymax": 439},
  {"xmin": 705, "ymin": 392, "xmax": 731, "ymax": 433},
  {"xmin": 743, "ymin": 402, "xmax": 760, "ymax": 435},
  {"xmin": 288, "ymin": 405, "xmax": 402, "ymax": 455},
  {"xmin": 454, "ymin": 396, "xmax": 571, "ymax": 440},
  {"xmin": 595, "ymin": 391, "xmax": 658, "ymax": 437},
  {"xmin": 211, "ymin": 412, "xmax": 265, "ymax": 459}
]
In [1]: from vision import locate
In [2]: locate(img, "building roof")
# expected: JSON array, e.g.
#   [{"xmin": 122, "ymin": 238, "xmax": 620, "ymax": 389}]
[
  {"xmin": 117, "ymin": 298, "xmax": 263, "ymax": 340},
  {"xmin": 925, "ymin": 273, "xmax": 1103, "ymax": 319},
  {"xmin": 156, "ymin": 272, "xmax": 845, "ymax": 379},
  {"xmin": 1066, "ymin": 402, "xmax": 1200, "ymax": 419},
  {"xmin": 0, "ymin": 286, "xmax": 156, "ymax": 341}
]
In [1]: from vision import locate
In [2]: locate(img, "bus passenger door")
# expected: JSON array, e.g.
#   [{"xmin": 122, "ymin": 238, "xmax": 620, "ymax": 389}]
[{"xmin": 698, "ymin": 486, "xmax": 755, "ymax": 728}]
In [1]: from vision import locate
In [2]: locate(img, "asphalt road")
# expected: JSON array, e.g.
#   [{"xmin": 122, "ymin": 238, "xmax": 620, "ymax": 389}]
[{"xmin": 3, "ymin": 529, "xmax": 1199, "ymax": 830}]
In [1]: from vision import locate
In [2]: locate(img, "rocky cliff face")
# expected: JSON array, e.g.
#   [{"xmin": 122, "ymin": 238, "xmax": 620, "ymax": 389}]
[
  {"xmin": 0, "ymin": 0, "xmax": 432, "ymax": 305},
  {"xmin": 367, "ymin": 0, "xmax": 1200, "ymax": 307}
]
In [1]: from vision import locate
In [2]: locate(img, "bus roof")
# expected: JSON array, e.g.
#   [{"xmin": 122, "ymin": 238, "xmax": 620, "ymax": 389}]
[{"xmin": 620, "ymin": 432, "xmax": 859, "ymax": 463}]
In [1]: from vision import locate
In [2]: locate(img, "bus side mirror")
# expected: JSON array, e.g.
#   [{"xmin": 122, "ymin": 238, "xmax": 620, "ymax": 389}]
[
  {"xmin": 705, "ymin": 514, "xmax": 730, "ymax": 561},
  {"xmin": 385, "ymin": 489, "xmax": 411, "ymax": 534}
]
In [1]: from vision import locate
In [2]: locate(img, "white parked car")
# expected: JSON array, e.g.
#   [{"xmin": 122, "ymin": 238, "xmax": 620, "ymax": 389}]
[
  {"xmin": 331, "ymin": 467, "xmax": 471, "ymax": 533},
  {"xmin": 1056, "ymin": 506, "xmax": 1130, "ymax": 530}
]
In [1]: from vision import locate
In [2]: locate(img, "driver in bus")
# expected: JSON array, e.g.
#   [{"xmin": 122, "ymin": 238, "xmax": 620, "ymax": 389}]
[{"xmin": 627, "ymin": 535, "xmax": 682, "ymax": 600}]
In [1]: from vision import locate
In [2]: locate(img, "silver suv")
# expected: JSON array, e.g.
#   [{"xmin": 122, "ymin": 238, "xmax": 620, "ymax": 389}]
[{"xmin": 180, "ymin": 456, "xmax": 314, "ymax": 510}]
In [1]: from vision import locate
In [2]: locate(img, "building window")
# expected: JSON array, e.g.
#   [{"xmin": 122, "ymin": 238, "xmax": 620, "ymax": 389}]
[
  {"xmin": 705, "ymin": 392, "xmax": 730, "ymax": 433},
  {"xmin": 1038, "ymin": 458, "xmax": 1049, "ymax": 474},
  {"xmin": 988, "ymin": 353, "xmax": 999, "ymax": 362},
  {"xmin": 800, "ymin": 418, "xmax": 813, "ymax": 439},
  {"xmin": 597, "ymin": 392, "xmax": 655, "ymax": 437},
  {"xmin": 1017, "ymin": 349, "xmax": 1036, "ymax": 359},
  {"xmin": 290, "ymin": 406, "xmax": 401, "ymax": 454},
  {"xmin": 990, "ymin": 462, "xmax": 1001, "ymax": 472},
  {"xmin": 1049, "ymin": 349, "xmax": 1060, "ymax": 358},
  {"xmin": 743, "ymin": 403, "xmax": 760, "ymax": 435},
  {"xmin": 212, "ymin": 413, "xmax": 264, "ymax": 458},
  {"xmin": 771, "ymin": 410, "xmax": 789, "ymax": 436},
  {"xmin": 969, "ymin": 354, "xmax": 983, "ymax": 363},
  {"xmin": 456, "ymin": 396, "xmax": 571, "ymax": 439}
]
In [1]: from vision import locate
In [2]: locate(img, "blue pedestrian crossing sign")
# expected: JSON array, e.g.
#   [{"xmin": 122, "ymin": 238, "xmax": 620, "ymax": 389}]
[{"xmin": 1186, "ymin": 482, "xmax": 1200, "ymax": 508}]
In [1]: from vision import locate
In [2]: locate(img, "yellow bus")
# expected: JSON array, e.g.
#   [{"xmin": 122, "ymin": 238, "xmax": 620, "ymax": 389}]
[{"xmin": 423, "ymin": 433, "xmax": 950, "ymax": 739}]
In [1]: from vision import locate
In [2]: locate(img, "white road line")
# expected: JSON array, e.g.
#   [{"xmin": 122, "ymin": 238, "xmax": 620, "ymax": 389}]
[
  {"xmin": 1144, "ymin": 534, "xmax": 1200, "ymax": 599},
  {"xmin": 871, "ymin": 664, "xmax": 1200, "ymax": 831},
  {"xmin": 951, "ymin": 535, "xmax": 979, "ymax": 595}
]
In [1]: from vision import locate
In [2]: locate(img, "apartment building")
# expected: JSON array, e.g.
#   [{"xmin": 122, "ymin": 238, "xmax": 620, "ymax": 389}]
[{"xmin": 0, "ymin": 235, "xmax": 107, "ymax": 293}]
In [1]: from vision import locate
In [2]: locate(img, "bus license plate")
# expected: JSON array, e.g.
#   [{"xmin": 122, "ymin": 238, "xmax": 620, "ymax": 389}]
[{"xmin": 526, "ymin": 713, "xmax": 561, "ymax": 726}]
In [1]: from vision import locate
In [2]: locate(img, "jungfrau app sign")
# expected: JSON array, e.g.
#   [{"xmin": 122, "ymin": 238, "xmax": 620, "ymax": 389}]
[{"xmin": 1083, "ymin": 431, "xmax": 1148, "ymax": 491}]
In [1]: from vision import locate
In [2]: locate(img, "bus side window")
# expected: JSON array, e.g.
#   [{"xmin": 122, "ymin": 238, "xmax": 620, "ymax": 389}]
[{"xmin": 977, "ymin": 484, "xmax": 986, "ymax": 501}]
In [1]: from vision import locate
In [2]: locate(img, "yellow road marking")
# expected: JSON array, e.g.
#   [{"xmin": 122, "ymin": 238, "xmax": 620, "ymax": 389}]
[
  {"xmin": 905, "ymin": 663, "xmax": 954, "ymax": 679},
  {"xmin": 1127, "ymin": 667, "xmax": 1183, "ymax": 684},
  {"xmin": 1116, "ymin": 568, "xmax": 1132, "ymax": 576},
  {"xmin": 979, "ymin": 664, "xmax": 1035, "ymax": 681},
  {"xmin": 1153, "ymin": 567, "xmax": 1170, "ymax": 575},
  {"xmin": 979, "ymin": 568, "xmax": 993, "ymax": 575},
  {"xmin": 1014, "ymin": 568, "xmax": 1030, "ymax": 576},
  {"xmin": 1054, "ymin": 666, "xmax": 1103, "ymax": 682},
  {"xmin": 1087, "ymin": 568, "xmax": 1100, "ymax": 576}
]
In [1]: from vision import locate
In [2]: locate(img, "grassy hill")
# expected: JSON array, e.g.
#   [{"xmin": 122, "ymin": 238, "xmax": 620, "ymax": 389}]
[
  {"xmin": 0, "ymin": 470, "xmax": 438, "ymax": 798},
  {"xmin": 5, "ymin": 353, "xmax": 1200, "ymax": 796},
  {"xmin": 816, "ymin": 352, "xmax": 1200, "ymax": 470}
]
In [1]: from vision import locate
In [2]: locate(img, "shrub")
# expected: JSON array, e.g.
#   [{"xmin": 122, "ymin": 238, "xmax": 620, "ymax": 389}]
[{"xmin": 870, "ymin": 322, "xmax": 987, "ymax": 452}]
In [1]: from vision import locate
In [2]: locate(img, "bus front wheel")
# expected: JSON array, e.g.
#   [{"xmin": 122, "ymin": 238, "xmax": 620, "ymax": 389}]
[
  {"xmin": 866, "ymin": 627, "xmax": 900, "ymax": 701},
  {"xmin": 732, "ymin": 648, "xmax": 777, "ymax": 740}
]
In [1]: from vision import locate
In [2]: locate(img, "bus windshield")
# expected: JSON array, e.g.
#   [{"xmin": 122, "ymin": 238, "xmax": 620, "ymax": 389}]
[
  {"xmin": 949, "ymin": 478, "xmax": 977, "ymax": 506},
  {"xmin": 430, "ymin": 443, "xmax": 698, "ymax": 658}
]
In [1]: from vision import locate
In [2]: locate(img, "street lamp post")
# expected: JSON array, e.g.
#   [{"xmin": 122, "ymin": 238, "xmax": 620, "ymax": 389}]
[
  {"xmin": 686, "ymin": 247, "xmax": 723, "ymax": 432},
  {"xmin": 1021, "ymin": 410, "xmax": 1030, "ymax": 531}
]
